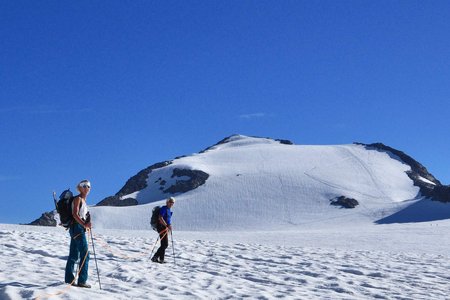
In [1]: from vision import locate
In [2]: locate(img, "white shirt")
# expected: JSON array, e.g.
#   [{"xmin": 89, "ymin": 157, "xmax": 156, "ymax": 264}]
[{"xmin": 72, "ymin": 198, "xmax": 88, "ymax": 221}]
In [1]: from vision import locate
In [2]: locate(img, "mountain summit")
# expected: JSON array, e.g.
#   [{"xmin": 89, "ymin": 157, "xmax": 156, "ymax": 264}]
[{"xmin": 30, "ymin": 135, "xmax": 450, "ymax": 229}]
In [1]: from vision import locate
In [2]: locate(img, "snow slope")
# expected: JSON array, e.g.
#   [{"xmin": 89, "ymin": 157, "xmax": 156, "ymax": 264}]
[
  {"xmin": 3, "ymin": 135, "xmax": 450, "ymax": 299},
  {"xmin": 1, "ymin": 222, "xmax": 450, "ymax": 300},
  {"xmin": 91, "ymin": 135, "xmax": 421, "ymax": 230}
]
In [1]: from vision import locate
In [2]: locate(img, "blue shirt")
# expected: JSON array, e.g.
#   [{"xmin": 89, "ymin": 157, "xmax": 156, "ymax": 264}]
[{"xmin": 159, "ymin": 205, "xmax": 173, "ymax": 225}]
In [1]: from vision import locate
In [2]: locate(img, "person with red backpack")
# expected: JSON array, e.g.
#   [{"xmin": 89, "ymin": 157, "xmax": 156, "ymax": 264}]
[{"xmin": 151, "ymin": 197, "xmax": 175, "ymax": 264}]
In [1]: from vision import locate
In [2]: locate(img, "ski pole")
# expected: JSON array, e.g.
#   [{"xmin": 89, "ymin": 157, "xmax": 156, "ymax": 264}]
[
  {"xmin": 149, "ymin": 235, "xmax": 161, "ymax": 259},
  {"xmin": 149, "ymin": 228, "xmax": 168, "ymax": 259},
  {"xmin": 52, "ymin": 192, "xmax": 58, "ymax": 210},
  {"xmin": 89, "ymin": 229, "xmax": 102, "ymax": 290},
  {"xmin": 170, "ymin": 229, "xmax": 176, "ymax": 265}
]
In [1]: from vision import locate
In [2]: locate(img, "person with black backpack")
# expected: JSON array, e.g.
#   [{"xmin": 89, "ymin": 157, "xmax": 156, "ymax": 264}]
[
  {"xmin": 64, "ymin": 179, "xmax": 92, "ymax": 288},
  {"xmin": 151, "ymin": 197, "xmax": 175, "ymax": 264}
]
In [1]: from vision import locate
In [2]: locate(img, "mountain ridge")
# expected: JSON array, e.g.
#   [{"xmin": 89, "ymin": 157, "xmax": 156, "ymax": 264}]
[{"xmin": 29, "ymin": 135, "xmax": 450, "ymax": 228}]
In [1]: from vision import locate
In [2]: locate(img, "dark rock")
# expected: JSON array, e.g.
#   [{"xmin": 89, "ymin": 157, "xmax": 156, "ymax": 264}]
[
  {"xmin": 96, "ymin": 163, "xmax": 209, "ymax": 207},
  {"xmin": 433, "ymin": 185, "xmax": 450, "ymax": 202},
  {"xmin": 96, "ymin": 196, "xmax": 138, "ymax": 207},
  {"xmin": 28, "ymin": 211, "xmax": 56, "ymax": 226},
  {"xmin": 116, "ymin": 161, "xmax": 172, "ymax": 196},
  {"xmin": 330, "ymin": 196, "xmax": 359, "ymax": 209},
  {"xmin": 96, "ymin": 160, "xmax": 172, "ymax": 206},
  {"xmin": 357, "ymin": 142, "xmax": 439, "ymax": 183},
  {"xmin": 356, "ymin": 142, "xmax": 450, "ymax": 203},
  {"xmin": 163, "ymin": 168, "xmax": 209, "ymax": 194},
  {"xmin": 275, "ymin": 139, "xmax": 293, "ymax": 145}
]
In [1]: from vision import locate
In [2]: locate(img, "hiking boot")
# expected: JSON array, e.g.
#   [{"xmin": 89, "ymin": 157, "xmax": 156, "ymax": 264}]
[
  {"xmin": 77, "ymin": 282, "xmax": 91, "ymax": 288},
  {"xmin": 151, "ymin": 256, "xmax": 159, "ymax": 263}
]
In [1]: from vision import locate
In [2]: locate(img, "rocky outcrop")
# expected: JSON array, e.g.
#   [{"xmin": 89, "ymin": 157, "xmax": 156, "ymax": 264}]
[
  {"xmin": 432, "ymin": 185, "xmax": 450, "ymax": 202},
  {"xmin": 357, "ymin": 142, "xmax": 450, "ymax": 203},
  {"xmin": 163, "ymin": 168, "xmax": 210, "ymax": 194},
  {"xmin": 96, "ymin": 160, "xmax": 172, "ymax": 206},
  {"xmin": 116, "ymin": 161, "xmax": 173, "ymax": 197},
  {"xmin": 330, "ymin": 196, "xmax": 359, "ymax": 208},
  {"xmin": 96, "ymin": 161, "xmax": 209, "ymax": 206},
  {"xmin": 96, "ymin": 196, "xmax": 138, "ymax": 207},
  {"xmin": 275, "ymin": 139, "xmax": 293, "ymax": 145},
  {"xmin": 28, "ymin": 211, "xmax": 56, "ymax": 226}
]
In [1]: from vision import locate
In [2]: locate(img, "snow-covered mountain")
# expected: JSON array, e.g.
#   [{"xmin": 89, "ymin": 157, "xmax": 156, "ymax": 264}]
[
  {"xmin": 12, "ymin": 135, "xmax": 450, "ymax": 299},
  {"xmin": 81, "ymin": 135, "xmax": 449, "ymax": 231}
]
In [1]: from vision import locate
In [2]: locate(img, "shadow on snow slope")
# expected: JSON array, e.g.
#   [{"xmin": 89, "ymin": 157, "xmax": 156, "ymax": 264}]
[{"xmin": 376, "ymin": 199, "xmax": 450, "ymax": 224}]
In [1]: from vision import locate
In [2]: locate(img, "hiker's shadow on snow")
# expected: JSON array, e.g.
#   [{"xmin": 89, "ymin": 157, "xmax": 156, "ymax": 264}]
[
  {"xmin": 0, "ymin": 282, "xmax": 41, "ymax": 289},
  {"xmin": 376, "ymin": 199, "xmax": 450, "ymax": 224}
]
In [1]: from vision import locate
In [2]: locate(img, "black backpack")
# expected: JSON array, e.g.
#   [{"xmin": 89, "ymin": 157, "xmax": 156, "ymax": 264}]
[
  {"xmin": 54, "ymin": 189, "xmax": 76, "ymax": 228},
  {"xmin": 150, "ymin": 206, "xmax": 161, "ymax": 231}
]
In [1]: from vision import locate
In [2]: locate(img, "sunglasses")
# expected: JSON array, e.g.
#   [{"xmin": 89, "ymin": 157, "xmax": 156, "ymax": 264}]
[
  {"xmin": 80, "ymin": 184, "xmax": 91, "ymax": 189},
  {"xmin": 168, "ymin": 201, "xmax": 174, "ymax": 204}
]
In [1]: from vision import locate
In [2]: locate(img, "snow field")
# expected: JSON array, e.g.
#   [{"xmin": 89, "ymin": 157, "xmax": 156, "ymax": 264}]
[
  {"xmin": 4, "ymin": 136, "xmax": 449, "ymax": 299},
  {"xmin": 1, "ymin": 224, "xmax": 450, "ymax": 300}
]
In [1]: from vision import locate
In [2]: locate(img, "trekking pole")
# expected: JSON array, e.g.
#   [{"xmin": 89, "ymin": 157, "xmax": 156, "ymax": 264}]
[
  {"xmin": 170, "ymin": 229, "xmax": 176, "ymax": 265},
  {"xmin": 149, "ymin": 234, "xmax": 161, "ymax": 259},
  {"xmin": 89, "ymin": 229, "xmax": 102, "ymax": 290},
  {"xmin": 149, "ymin": 227, "xmax": 168, "ymax": 259}
]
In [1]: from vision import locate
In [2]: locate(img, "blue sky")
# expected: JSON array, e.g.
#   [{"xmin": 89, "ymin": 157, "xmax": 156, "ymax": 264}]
[{"xmin": 1, "ymin": 1, "xmax": 449, "ymax": 224}]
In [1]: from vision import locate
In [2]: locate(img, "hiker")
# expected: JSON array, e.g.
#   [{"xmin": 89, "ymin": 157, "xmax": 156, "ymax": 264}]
[
  {"xmin": 65, "ymin": 179, "xmax": 92, "ymax": 288},
  {"xmin": 152, "ymin": 197, "xmax": 175, "ymax": 263}
]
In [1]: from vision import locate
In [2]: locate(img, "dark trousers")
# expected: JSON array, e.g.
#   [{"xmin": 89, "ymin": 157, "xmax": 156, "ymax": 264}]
[
  {"xmin": 65, "ymin": 223, "xmax": 89, "ymax": 284},
  {"xmin": 153, "ymin": 225, "xmax": 169, "ymax": 261}
]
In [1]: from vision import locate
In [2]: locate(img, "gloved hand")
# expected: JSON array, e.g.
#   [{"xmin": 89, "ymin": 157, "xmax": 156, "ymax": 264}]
[{"xmin": 84, "ymin": 212, "xmax": 92, "ymax": 230}]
